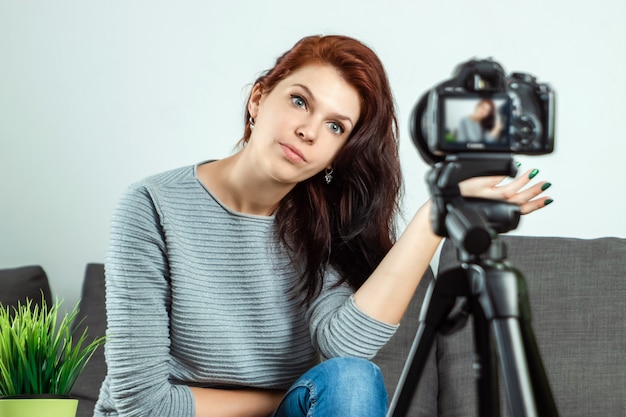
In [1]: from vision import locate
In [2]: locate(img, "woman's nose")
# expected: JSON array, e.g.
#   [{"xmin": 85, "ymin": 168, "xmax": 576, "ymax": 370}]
[{"xmin": 296, "ymin": 120, "xmax": 319, "ymax": 143}]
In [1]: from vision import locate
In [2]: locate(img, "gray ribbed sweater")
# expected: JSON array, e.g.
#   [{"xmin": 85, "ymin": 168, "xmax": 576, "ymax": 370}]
[{"xmin": 94, "ymin": 163, "xmax": 398, "ymax": 417}]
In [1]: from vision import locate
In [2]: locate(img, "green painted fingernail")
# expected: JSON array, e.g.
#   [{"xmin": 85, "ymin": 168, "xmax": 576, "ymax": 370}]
[
  {"xmin": 515, "ymin": 161, "xmax": 522, "ymax": 168},
  {"xmin": 544, "ymin": 198, "xmax": 554, "ymax": 206},
  {"xmin": 541, "ymin": 182, "xmax": 552, "ymax": 191},
  {"xmin": 529, "ymin": 169, "xmax": 540, "ymax": 179}
]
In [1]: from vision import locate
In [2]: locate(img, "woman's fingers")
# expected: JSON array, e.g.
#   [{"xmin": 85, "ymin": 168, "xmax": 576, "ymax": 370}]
[
  {"xmin": 519, "ymin": 196, "xmax": 553, "ymax": 215},
  {"xmin": 507, "ymin": 179, "xmax": 550, "ymax": 205},
  {"xmin": 458, "ymin": 176, "xmax": 506, "ymax": 199},
  {"xmin": 458, "ymin": 168, "xmax": 553, "ymax": 214}
]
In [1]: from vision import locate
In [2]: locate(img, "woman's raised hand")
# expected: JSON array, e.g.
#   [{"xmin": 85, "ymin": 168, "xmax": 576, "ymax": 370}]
[{"xmin": 458, "ymin": 168, "xmax": 553, "ymax": 215}]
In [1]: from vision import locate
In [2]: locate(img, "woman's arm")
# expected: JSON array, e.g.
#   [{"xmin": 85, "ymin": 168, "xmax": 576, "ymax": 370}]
[
  {"xmin": 487, "ymin": 119, "xmax": 504, "ymax": 142},
  {"xmin": 190, "ymin": 387, "xmax": 284, "ymax": 417},
  {"xmin": 353, "ymin": 169, "xmax": 552, "ymax": 325},
  {"xmin": 353, "ymin": 200, "xmax": 441, "ymax": 324},
  {"xmin": 103, "ymin": 184, "xmax": 198, "ymax": 416}
]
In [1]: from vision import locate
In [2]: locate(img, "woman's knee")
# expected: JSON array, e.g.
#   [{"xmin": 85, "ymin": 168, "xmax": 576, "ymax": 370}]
[
  {"xmin": 275, "ymin": 357, "xmax": 388, "ymax": 417},
  {"xmin": 322, "ymin": 357, "xmax": 385, "ymax": 387},
  {"xmin": 316, "ymin": 357, "xmax": 388, "ymax": 414}
]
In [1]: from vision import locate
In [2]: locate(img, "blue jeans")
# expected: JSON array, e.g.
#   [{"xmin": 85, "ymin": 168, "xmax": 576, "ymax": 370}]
[{"xmin": 272, "ymin": 357, "xmax": 388, "ymax": 417}]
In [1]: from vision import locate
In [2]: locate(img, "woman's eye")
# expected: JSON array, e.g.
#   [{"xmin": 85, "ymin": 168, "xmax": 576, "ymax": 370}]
[
  {"xmin": 291, "ymin": 95, "xmax": 307, "ymax": 109},
  {"xmin": 328, "ymin": 122, "xmax": 345, "ymax": 135}
]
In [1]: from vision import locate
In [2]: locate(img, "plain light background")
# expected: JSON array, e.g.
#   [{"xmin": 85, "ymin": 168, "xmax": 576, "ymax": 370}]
[{"xmin": 2, "ymin": 0, "xmax": 625, "ymax": 311}]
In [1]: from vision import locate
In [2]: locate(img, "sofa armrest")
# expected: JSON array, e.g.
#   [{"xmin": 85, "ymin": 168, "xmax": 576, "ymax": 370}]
[
  {"xmin": 70, "ymin": 263, "xmax": 108, "ymax": 417},
  {"xmin": 435, "ymin": 236, "xmax": 626, "ymax": 417},
  {"xmin": 0, "ymin": 265, "xmax": 52, "ymax": 309}
]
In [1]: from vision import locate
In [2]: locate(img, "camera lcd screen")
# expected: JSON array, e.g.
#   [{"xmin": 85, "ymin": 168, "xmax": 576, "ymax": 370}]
[{"xmin": 439, "ymin": 95, "xmax": 511, "ymax": 151}]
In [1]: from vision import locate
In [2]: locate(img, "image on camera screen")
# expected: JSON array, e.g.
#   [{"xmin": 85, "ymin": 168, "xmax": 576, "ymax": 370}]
[{"xmin": 441, "ymin": 96, "xmax": 511, "ymax": 150}]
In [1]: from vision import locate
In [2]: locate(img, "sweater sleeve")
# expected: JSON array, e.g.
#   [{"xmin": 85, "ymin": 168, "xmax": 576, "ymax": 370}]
[
  {"xmin": 102, "ymin": 184, "xmax": 195, "ymax": 417},
  {"xmin": 306, "ymin": 271, "xmax": 398, "ymax": 360},
  {"xmin": 457, "ymin": 117, "xmax": 472, "ymax": 142}
]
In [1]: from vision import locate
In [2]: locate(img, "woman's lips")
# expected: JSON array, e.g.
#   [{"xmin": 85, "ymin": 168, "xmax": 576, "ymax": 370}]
[{"xmin": 280, "ymin": 143, "xmax": 306, "ymax": 162}]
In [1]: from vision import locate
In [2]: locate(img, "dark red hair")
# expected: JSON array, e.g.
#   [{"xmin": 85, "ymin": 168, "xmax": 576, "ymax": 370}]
[
  {"xmin": 477, "ymin": 99, "xmax": 496, "ymax": 131},
  {"xmin": 242, "ymin": 35, "xmax": 402, "ymax": 304}
]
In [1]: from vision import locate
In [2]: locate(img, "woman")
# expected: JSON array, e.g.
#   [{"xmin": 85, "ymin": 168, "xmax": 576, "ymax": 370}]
[
  {"xmin": 95, "ymin": 35, "xmax": 552, "ymax": 417},
  {"xmin": 457, "ymin": 99, "xmax": 504, "ymax": 142}
]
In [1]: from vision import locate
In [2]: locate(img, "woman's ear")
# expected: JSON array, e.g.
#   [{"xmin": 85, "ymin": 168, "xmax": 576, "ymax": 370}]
[{"xmin": 247, "ymin": 83, "xmax": 263, "ymax": 119}]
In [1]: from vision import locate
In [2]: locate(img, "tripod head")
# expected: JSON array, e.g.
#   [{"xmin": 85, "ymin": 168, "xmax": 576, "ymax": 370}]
[{"xmin": 427, "ymin": 153, "xmax": 521, "ymax": 257}]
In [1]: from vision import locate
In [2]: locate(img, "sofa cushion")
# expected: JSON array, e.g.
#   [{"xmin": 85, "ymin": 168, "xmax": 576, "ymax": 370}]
[
  {"xmin": 374, "ymin": 266, "xmax": 438, "ymax": 416},
  {"xmin": 436, "ymin": 236, "xmax": 626, "ymax": 417},
  {"xmin": 0, "ymin": 265, "xmax": 52, "ymax": 309},
  {"xmin": 70, "ymin": 263, "xmax": 108, "ymax": 417}
]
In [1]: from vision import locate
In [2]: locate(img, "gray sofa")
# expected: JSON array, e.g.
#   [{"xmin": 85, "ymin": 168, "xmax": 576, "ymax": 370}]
[{"xmin": 2, "ymin": 236, "xmax": 624, "ymax": 416}]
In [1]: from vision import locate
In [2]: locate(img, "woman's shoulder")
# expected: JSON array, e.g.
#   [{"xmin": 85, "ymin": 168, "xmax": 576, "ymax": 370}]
[
  {"xmin": 459, "ymin": 116, "xmax": 473, "ymax": 125},
  {"xmin": 137, "ymin": 164, "xmax": 196, "ymax": 189},
  {"xmin": 111, "ymin": 163, "xmax": 208, "ymax": 227},
  {"xmin": 114, "ymin": 163, "xmax": 202, "ymax": 210},
  {"xmin": 120, "ymin": 163, "xmax": 203, "ymax": 197}
]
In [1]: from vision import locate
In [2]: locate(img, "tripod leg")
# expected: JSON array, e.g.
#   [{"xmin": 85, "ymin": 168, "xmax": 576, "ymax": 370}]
[
  {"xmin": 492, "ymin": 318, "xmax": 539, "ymax": 417},
  {"xmin": 472, "ymin": 263, "xmax": 560, "ymax": 417},
  {"xmin": 387, "ymin": 268, "xmax": 470, "ymax": 417},
  {"xmin": 387, "ymin": 323, "xmax": 439, "ymax": 417},
  {"xmin": 491, "ymin": 270, "xmax": 559, "ymax": 417},
  {"xmin": 472, "ymin": 298, "xmax": 501, "ymax": 417},
  {"xmin": 519, "ymin": 306, "xmax": 559, "ymax": 415}
]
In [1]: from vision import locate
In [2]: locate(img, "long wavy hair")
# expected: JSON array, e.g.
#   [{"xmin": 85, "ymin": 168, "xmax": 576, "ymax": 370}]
[
  {"xmin": 240, "ymin": 35, "xmax": 402, "ymax": 304},
  {"xmin": 477, "ymin": 99, "xmax": 496, "ymax": 131}
]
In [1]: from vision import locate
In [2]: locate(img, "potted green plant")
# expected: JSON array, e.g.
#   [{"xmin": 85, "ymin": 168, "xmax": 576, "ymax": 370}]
[{"xmin": 0, "ymin": 297, "xmax": 105, "ymax": 417}]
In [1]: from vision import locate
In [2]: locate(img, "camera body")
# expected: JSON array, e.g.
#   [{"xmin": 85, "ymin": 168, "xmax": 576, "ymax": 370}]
[{"xmin": 413, "ymin": 59, "xmax": 555, "ymax": 164}]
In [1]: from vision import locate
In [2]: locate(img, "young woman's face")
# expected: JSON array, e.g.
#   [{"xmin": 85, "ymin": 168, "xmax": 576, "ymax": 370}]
[{"xmin": 246, "ymin": 64, "xmax": 361, "ymax": 185}]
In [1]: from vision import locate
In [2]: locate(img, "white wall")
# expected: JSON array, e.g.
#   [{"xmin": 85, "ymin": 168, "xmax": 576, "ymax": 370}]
[{"xmin": 2, "ymin": 0, "xmax": 625, "ymax": 311}]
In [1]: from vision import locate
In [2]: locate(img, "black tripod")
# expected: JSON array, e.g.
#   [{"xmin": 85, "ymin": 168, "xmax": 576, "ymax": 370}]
[{"xmin": 387, "ymin": 155, "xmax": 559, "ymax": 417}]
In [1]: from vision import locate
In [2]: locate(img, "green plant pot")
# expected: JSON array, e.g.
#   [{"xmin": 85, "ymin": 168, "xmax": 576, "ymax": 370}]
[{"xmin": 0, "ymin": 397, "xmax": 78, "ymax": 417}]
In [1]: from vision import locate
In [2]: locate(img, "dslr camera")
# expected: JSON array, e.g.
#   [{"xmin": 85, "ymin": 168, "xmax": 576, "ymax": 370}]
[{"xmin": 412, "ymin": 58, "xmax": 556, "ymax": 165}]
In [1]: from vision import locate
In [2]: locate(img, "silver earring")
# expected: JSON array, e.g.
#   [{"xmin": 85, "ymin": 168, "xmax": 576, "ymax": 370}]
[
  {"xmin": 324, "ymin": 168, "xmax": 334, "ymax": 184},
  {"xmin": 249, "ymin": 116, "xmax": 255, "ymax": 129}
]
